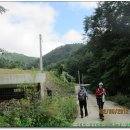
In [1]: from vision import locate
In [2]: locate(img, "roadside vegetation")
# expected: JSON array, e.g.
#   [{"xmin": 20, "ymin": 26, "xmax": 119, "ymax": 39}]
[
  {"xmin": 49, "ymin": 2, "xmax": 130, "ymax": 109},
  {"xmin": 0, "ymin": 1, "xmax": 130, "ymax": 126},
  {"xmin": 0, "ymin": 71, "xmax": 77, "ymax": 127},
  {"xmin": 107, "ymin": 93, "xmax": 130, "ymax": 109}
]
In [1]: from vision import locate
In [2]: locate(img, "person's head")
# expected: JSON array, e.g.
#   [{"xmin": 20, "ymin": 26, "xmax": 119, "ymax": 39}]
[
  {"xmin": 98, "ymin": 82, "xmax": 103, "ymax": 88},
  {"xmin": 80, "ymin": 85, "xmax": 84, "ymax": 89}
]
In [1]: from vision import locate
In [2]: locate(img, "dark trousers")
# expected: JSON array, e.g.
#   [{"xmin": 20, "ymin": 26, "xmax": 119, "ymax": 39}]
[
  {"xmin": 79, "ymin": 100, "xmax": 88, "ymax": 117},
  {"xmin": 97, "ymin": 97, "xmax": 104, "ymax": 117}
]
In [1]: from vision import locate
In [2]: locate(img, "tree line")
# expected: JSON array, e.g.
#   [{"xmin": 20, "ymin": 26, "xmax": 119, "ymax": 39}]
[{"xmin": 61, "ymin": 2, "xmax": 130, "ymax": 98}]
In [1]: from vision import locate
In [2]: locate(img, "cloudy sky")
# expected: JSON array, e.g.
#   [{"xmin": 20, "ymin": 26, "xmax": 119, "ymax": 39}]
[{"xmin": 0, "ymin": 2, "xmax": 97, "ymax": 57}]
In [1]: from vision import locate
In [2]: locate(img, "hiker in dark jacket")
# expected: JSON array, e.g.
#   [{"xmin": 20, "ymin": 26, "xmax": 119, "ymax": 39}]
[{"xmin": 78, "ymin": 85, "xmax": 88, "ymax": 118}]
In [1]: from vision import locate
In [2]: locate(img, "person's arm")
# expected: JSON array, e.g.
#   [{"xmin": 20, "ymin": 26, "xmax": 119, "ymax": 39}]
[
  {"xmin": 85, "ymin": 91, "xmax": 88, "ymax": 100},
  {"xmin": 103, "ymin": 88, "xmax": 106, "ymax": 95},
  {"xmin": 96, "ymin": 88, "xmax": 104, "ymax": 96}
]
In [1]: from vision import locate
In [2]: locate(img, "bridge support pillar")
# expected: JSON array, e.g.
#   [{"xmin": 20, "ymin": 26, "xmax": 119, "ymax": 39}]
[{"xmin": 40, "ymin": 82, "xmax": 44, "ymax": 99}]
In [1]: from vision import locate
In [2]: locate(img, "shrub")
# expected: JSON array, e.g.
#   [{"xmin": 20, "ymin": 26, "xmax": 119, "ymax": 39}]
[
  {"xmin": 110, "ymin": 93, "xmax": 130, "ymax": 108},
  {"xmin": 0, "ymin": 71, "xmax": 77, "ymax": 127}
]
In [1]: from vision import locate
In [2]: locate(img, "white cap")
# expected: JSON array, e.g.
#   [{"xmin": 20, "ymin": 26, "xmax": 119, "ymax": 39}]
[{"xmin": 99, "ymin": 82, "xmax": 103, "ymax": 86}]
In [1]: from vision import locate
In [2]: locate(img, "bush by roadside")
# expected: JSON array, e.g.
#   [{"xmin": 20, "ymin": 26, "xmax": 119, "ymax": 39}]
[
  {"xmin": 107, "ymin": 93, "xmax": 130, "ymax": 109},
  {"xmin": 0, "ymin": 71, "xmax": 77, "ymax": 127}
]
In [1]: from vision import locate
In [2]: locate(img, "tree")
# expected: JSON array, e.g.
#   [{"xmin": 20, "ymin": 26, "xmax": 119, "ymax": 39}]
[
  {"xmin": 65, "ymin": 2, "xmax": 130, "ymax": 95},
  {"xmin": 0, "ymin": 5, "xmax": 6, "ymax": 14},
  {"xmin": 82, "ymin": 1, "xmax": 130, "ymax": 95}
]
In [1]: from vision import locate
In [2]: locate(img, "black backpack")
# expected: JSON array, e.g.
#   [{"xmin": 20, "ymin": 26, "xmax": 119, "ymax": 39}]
[{"xmin": 78, "ymin": 89, "xmax": 86, "ymax": 101}]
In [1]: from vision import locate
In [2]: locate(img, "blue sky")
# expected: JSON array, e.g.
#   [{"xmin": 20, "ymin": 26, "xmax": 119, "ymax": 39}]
[
  {"xmin": 0, "ymin": 2, "xmax": 97, "ymax": 57},
  {"xmin": 49, "ymin": 2, "xmax": 95, "ymax": 35}
]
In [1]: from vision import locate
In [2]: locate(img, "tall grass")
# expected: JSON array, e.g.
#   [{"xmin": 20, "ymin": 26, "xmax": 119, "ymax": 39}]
[
  {"xmin": 49, "ymin": 71, "xmax": 75, "ymax": 94},
  {"xmin": 0, "ymin": 97, "xmax": 77, "ymax": 127}
]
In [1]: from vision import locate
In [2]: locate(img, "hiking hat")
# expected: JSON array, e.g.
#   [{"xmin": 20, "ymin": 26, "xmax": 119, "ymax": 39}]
[{"xmin": 99, "ymin": 82, "xmax": 103, "ymax": 86}]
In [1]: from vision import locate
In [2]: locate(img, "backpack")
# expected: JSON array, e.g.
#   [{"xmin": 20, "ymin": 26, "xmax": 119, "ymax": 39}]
[{"xmin": 78, "ymin": 89, "xmax": 86, "ymax": 101}]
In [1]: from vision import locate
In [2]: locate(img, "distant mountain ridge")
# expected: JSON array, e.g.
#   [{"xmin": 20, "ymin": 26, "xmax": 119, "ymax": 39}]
[
  {"xmin": 0, "ymin": 52, "xmax": 37, "ymax": 69},
  {"xmin": 42, "ymin": 43, "xmax": 84, "ymax": 69},
  {"xmin": 0, "ymin": 43, "xmax": 84, "ymax": 69},
  {"xmin": 0, "ymin": 52, "xmax": 37, "ymax": 63}
]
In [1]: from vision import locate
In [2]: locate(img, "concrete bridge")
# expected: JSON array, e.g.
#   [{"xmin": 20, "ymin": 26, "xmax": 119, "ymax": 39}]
[{"xmin": 0, "ymin": 73, "xmax": 46, "ymax": 99}]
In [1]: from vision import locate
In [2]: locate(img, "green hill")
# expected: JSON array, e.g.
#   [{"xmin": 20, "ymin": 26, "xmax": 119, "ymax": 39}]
[
  {"xmin": 0, "ymin": 53, "xmax": 37, "ymax": 63},
  {"xmin": 0, "ymin": 44, "xmax": 83, "ymax": 70},
  {"xmin": 0, "ymin": 52, "xmax": 37, "ymax": 69},
  {"xmin": 43, "ymin": 43, "xmax": 84, "ymax": 69}
]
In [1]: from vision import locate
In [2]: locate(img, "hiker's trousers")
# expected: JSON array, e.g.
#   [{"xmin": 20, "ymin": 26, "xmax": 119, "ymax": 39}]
[
  {"xmin": 79, "ymin": 100, "xmax": 88, "ymax": 117},
  {"xmin": 96, "ymin": 97, "xmax": 104, "ymax": 117}
]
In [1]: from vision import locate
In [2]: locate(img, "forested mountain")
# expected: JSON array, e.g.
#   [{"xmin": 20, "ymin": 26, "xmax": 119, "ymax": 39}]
[
  {"xmin": 0, "ymin": 52, "xmax": 37, "ymax": 69},
  {"xmin": 0, "ymin": 53, "xmax": 36, "ymax": 63},
  {"xmin": 42, "ymin": 43, "xmax": 84, "ymax": 69},
  {"xmin": 61, "ymin": 2, "xmax": 130, "ymax": 99},
  {"xmin": 0, "ymin": 44, "xmax": 83, "ymax": 70}
]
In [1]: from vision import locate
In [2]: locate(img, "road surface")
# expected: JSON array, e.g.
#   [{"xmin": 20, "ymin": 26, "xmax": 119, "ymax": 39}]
[{"xmin": 73, "ymin": 85, "xmax": 130, "ymax": 127}]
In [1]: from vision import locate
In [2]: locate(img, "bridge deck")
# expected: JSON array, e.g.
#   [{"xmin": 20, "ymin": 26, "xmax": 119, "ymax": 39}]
[{"xmin": 0, "ymin": 73, "xmax": 45, "ymax": 85}]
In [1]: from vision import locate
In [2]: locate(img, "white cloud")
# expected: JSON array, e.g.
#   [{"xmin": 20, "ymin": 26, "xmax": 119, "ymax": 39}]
[
  {"xmin": 79, "ymin": 2, "xmax": 97, "ymax": 9},
  {"xmin": 62, "ymin": 29, "xmax": 82, "ymax": 43},
  {"xmin": 69, "ymin": 2, "xmax": 97, "ymax": 10},
  {"xmin": 41, "ymin": 29, "xmax": 83, "ymax": 55},
  {"xmin": 0, "ymin": 2, "xmax": 84, "ymax": 57},
  {"xmin": 0, "ymin": 2, "xmax": 58, "ymax": 57}
]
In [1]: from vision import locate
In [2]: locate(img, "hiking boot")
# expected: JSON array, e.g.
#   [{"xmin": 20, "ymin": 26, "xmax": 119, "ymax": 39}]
[
  {"xmin": 99, "ymin": 116, "xmax": 102, "ymax": 119},
  {"xmin": 100, "ymin": 115, "xmax": 104, "ymax": 118},
  {"xmin": 101, "ymin": 117, "xmax": 104, "ymax": 120},
  {"xmin": 85, "ymin": 114, "xmax": 88, "ymax": 116},
  {"xmin": 99, "ymin": 115, "xmax": 104, "ymax": 120}
]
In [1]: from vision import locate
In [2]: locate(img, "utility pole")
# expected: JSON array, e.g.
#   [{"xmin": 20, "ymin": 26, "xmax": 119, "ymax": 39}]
[
  {"xmin": 78, "ymin": 70, "xmax": 80, "ymax": 85},
  {"xmin": 39, "ymin": 34, "xmax": 43, "ymax": 72}
]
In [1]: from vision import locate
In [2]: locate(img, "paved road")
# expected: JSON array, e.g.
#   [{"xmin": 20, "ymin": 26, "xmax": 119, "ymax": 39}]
[{"xmin": 73, "ymin": 85, "xmax": 130, "ymax": 127}]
